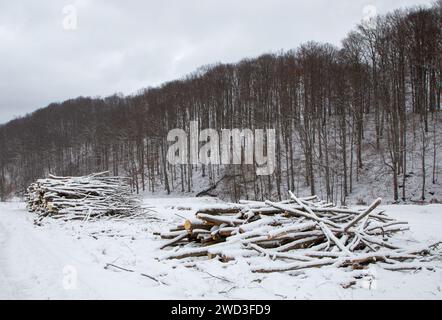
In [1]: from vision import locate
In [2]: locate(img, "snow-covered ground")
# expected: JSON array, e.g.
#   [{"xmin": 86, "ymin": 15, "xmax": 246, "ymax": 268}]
[{"xmin": 0, "ymin": 197, "xmax": 441, "ymax": 300}]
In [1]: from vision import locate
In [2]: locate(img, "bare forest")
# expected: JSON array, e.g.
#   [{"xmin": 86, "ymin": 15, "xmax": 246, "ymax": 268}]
[{"xmin": 0, "ymin": 3, "xmax": 441, "ymax": 204}]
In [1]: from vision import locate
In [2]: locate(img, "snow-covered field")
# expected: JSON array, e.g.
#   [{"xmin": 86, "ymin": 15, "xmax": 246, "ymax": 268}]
[{"xmin": 0, "ymin": 197, "xmax": 441, "ymax": 300}]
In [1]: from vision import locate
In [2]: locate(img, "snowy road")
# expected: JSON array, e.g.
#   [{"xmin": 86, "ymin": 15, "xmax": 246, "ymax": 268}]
[
  {"xmin": 0, "ymin": 213, "xmax": 18, "ymax": 299},
  {"xmin": 0, "ymin": 203, "xmax": 94, "ymax": 299},
  {"xmin": 0, "ymin": 202, "xmax": 143, "ymax": 299},
  {"xmin": 0, "ymin": 199, "xmax": 441, "ymax": 299}
]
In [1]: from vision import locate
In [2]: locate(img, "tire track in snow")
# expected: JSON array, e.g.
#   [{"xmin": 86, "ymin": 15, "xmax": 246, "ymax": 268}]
[
  {"xmin": 0, "ymin": 205, "xmax": 102, "ymax": 299},
  {"xmin": 0, "ymin": 219, "xmax": 21, "ymax": 299}
]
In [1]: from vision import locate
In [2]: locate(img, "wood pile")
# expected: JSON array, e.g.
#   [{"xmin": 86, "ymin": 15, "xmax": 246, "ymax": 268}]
[
  {"xmin": 158, "ymin": 192, "xmax": 441, "ymax": 273},
  {"xmin": 26, "ymin": 172, "xmax": 141, "ymax": 222}
]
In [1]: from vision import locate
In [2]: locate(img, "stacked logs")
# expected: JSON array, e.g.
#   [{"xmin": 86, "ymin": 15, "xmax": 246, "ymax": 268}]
[
  {"xmin": 26, "ymin": 172, "xmax": 140, "ymax": 222},
  {"xmin": 158, "ymin": 192, "xmax": 441, "ymax": 273}
]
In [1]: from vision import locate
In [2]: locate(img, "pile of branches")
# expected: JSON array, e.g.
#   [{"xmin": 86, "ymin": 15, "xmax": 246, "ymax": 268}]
[
  {"xmin": 27, "ymin": 172, "xmax": 141, "ymax": 222},
  {"xmin": 158, "ymin": 192, "xmax": 441, "ymax": 273}
]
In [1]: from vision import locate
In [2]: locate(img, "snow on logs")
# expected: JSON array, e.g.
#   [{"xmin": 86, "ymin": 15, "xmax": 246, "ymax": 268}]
[
  {"xmin": 26, "ymin": 172, "xmax": 141, "ymax": 222},
  {"xmin": 157, "ymin": 194, "xmax": 441, "ymax": 273}
]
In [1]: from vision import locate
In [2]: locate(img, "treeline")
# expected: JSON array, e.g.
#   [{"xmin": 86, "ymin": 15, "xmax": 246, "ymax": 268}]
[{"xmin": 0, "ymin": 3, "xmax": 441, "ymax": 203}]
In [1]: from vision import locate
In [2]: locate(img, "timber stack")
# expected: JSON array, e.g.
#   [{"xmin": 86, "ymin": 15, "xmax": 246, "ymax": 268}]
[
  {"xmin": 158, "ymin": 192, "xmax": 441, "ymax": 273},
  {"xmin": 26, "ymin": 172, "xmax": 140, "ymax": 222}
]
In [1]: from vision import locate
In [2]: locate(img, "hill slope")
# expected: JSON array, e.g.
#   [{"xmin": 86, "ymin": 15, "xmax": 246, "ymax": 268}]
[{"xmin": 0, "ymin": 3, "xmax": 441, "ymax": 204}]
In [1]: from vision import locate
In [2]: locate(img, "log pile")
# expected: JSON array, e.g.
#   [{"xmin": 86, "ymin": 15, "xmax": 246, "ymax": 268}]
[
  {"xmin": 26, "ymin": 172, "xmax": 141, "ymax": 222},
  {"xmin": 158, "ymin": 192, "xmax": 441, "ymax": 273}
]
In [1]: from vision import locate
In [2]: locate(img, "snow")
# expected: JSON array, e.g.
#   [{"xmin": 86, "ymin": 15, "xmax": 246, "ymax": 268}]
[{"xmin": 0, "ymin": 198, "xmax": 441, "ymax": 300}]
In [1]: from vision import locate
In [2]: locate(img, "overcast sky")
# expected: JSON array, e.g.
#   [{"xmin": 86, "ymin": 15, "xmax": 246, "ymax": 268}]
[{"xmin": 0, "ymin": 0, "xmax": 434, "ymax": 124}]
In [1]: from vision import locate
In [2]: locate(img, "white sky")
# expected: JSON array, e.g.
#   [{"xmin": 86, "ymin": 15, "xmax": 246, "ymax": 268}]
[{"xmin": 0, "ymin": 0, "xmax": 435, "ymax": 124}]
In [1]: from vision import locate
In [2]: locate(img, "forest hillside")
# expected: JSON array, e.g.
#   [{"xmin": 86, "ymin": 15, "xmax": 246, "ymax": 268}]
[{"xmin": 0, "ymin": 2, "xmax": 441, "ymax": 204}]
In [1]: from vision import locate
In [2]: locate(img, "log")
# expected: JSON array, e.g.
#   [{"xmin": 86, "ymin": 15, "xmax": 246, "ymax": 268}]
[
  {"xmin": 343, "ymin": 198, "xmax": 382, "ymax": 232},
  {"xmin": 252, "ymin": 258, "xmax": 336, "ymax": 273},
  {"xmin": 196, "ymin": 213, "xmax": 244, "ymax": 226},
  {"xmin": 184, "ymin": 218, "xmax": 210, "ymax": 231},
  {"xmin": 161, "ymin": 248, "xmax": 209, "ymax": 260}
]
